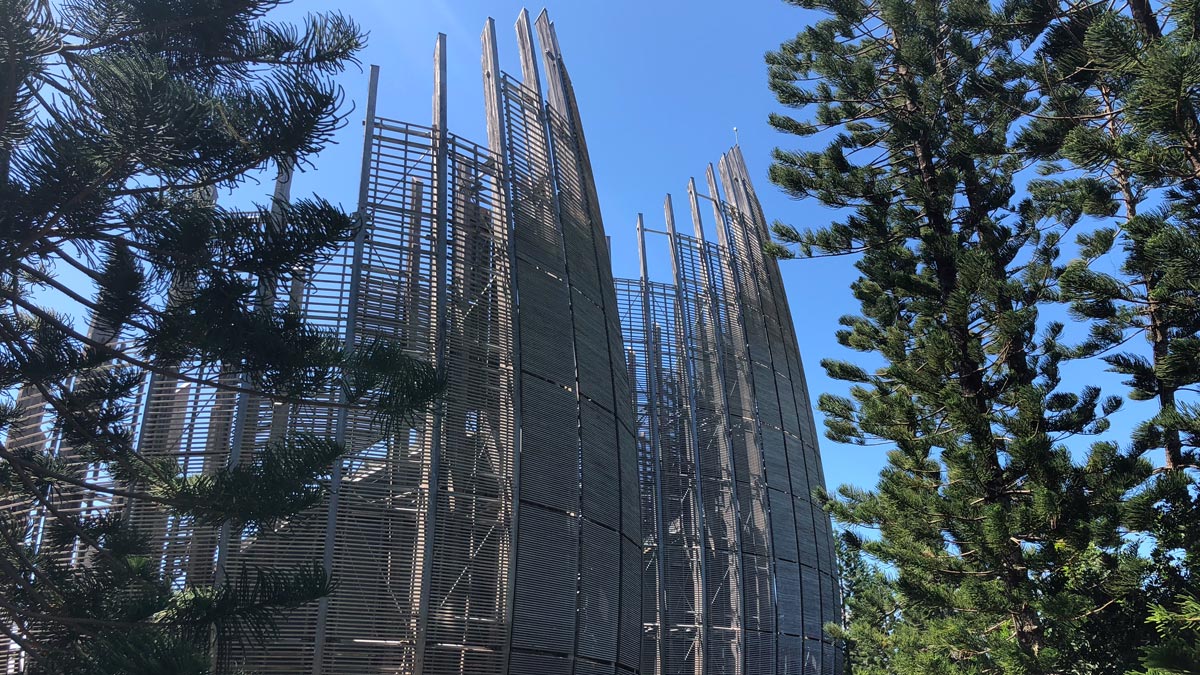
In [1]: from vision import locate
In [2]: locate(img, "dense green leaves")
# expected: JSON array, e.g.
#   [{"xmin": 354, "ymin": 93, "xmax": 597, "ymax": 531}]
[
  {"xmin": 1141, "ymin": 595, "xmax": 1200, "ymax": 675},
  {"xmin": 0, "ymin": 1, "xmax": 441, "ymax": 673},
  {"xmin": 767, "ymin": 0, "xmax": 1174, "ymax": 672},
  {"xmin": 828, "ymin": 534, "xmax": 902, "ymax": 675},
  {"xmin": 1020, "ymin": 14, "xmax": 1200, "ymax": 668}
]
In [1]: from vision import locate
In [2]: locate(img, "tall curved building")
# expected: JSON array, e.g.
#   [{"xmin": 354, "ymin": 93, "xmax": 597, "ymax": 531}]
[
  {"xmin": 2, "ymin": 9, "xmax": 840, "ymax": 675},
  {"xmin": 224, "ymin": 11, "xmax": 643, "ymax": 674},
  {"xmin": 616, "ymin": 148, "xmax": 841, "ymax": 675}
]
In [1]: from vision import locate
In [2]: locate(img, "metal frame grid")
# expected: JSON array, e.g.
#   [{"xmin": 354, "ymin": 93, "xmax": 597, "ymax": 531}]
[
  {"xmin": 3, "ymin": 11, "xmax": 839, "ymax": 675},
  {"xmin": 615, "ymin": 148, "xmax": 841, "ymax": 675}
]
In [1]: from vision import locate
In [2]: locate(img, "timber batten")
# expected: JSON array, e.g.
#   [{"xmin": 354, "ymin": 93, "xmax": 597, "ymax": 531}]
[{"xmin": 617, "ymin": 147, "xmax": 841, "ymax": 675}]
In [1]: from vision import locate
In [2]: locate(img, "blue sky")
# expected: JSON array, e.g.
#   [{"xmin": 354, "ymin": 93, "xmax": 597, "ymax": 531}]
[
  {"xmin": 256, "ymin": 1, "xmax": 1146, "ymax": 498},
  {"xmin": 255, "ymin": 0, "xmax": 889, "ymax": 494}
]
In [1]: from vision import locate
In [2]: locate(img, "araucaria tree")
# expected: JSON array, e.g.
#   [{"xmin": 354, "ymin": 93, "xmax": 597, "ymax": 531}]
[
  {"xmin": 0, "ymin": 2, "xmax": 439, "ymax": 673},
  {"xmin": 827, "ymin": 532, "xmax": 902, "ymax": 675},
  {"xmin": 767, "ymin": 0, "xmax": 1151, "ymax": 672},
  {"xmin": 1020, "ymin": 1, "xmax": 1200, "ymax": 670}
]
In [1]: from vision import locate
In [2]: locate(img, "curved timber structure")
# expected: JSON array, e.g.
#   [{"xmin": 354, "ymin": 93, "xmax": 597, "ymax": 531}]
[
  {"xmin": 616, "ymin": 148, "xmax": 841, "ymax": 675},
  {"xmin": 2, "ymin": 9, "xmax": 840, "ymax": 675},
  {"xmin": 226, "ymin": 12, "xmax": 643, "ymax": 674}
]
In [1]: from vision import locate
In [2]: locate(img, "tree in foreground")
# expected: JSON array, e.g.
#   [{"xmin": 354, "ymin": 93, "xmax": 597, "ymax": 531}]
[
  {"xmin": 767, "ymin": 0, "xmax": 1152, "ymax": 672},
  {"xmin": 1020, "ymin": 1, "xmax": 1200, "ymax": 671},
  {"xmin": 0, "ymin": 1, "xmax": 440, "ymax": 673},
  {"xmin": 1142, "ymin": 594, "xmax": 1200, "ymax": 675}
]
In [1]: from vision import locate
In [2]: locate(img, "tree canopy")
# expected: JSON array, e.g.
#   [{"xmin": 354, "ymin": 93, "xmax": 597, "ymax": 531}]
[
  {"xmin": 767, "ymin": 0, "xmax": 1200, "ymax": 673},
  {"xmin": 0, "ymin": 1, "xmax": 440, "ymax": 672}
]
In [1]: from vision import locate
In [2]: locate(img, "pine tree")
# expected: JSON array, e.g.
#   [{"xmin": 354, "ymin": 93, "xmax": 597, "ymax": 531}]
[
  {"xmin": 1018, "ymin": 2, "xmax": 1200, "ymax": 671},
  {"xmin": 0, "ymin": 2, "xmax": 441, "ymax": 673},
  {"xmin": 827, "ymin": 532, "xmax": 900, "ymax": 675},
  {"xmin": 1021, "ymin": 0, "xmax": 1200, "ymax": 476},
  {"xmin": 1142, "ymin": 594, "xmax": 1200, "ymax": 675},
  {"xmin": 766, "ymin": 0, "xmax": 1151, "ymax": 672}
]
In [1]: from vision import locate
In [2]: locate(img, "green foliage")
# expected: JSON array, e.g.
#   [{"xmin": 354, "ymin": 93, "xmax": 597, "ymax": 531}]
[
  {"xmin": 1140, "ymin": 595, "xmax": 1200, "ymax": 675},
  {"xmin": 0, "ymin": 1, "xmax": 442, "ymax": 673},
  {"xmin": 158, "ymin": 434, "xmax": 344, "ymax": 534},
  {"xmin": 827, "ymin": 533, "xmax": 902, "ymax": 675},
  {"xmin": 768, "ymin": 0, "xmax": 1159, "ymax": 672},
  {"xmin": 1018, "ymin": 2, "xmax": 1200, "ymax": 672}
]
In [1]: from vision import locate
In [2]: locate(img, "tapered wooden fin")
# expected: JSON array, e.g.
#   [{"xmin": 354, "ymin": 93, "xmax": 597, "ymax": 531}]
[
  {"xmin": 482, "ymin": 18, "xmax": 505, "ymax": 156},
  {"xmin": 534, "ymin": 10, "xmax": 567, "ymax": 114},
  {"xmin": 515, "ymin": 9, "xmax": 542, "ymax": 95}
]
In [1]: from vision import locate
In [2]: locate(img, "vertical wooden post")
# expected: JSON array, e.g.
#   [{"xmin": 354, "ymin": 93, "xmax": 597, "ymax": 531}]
[
  {"xmin": 705, "ymin": 164, "xmax": 731, "ymax": 251},
  {"xmin": 689, "ymin": 176, "xmax": 748, "ymax": 673},
  {"xmin": 665, "ymin": 194, "xmax": 708, "ymax": 674},
  {"xmin": 311, "ymin": 63, "xmax": 379, "ymax": 674},
  {"xmin": 515, "ymin": 9, "xmax": 541, "ymax": 93},
  {"xmin": 267, "ymin": 159, "xmax": 296, "ymax": 441},
  {"xmin": 413, "ymin": 33, "xmax": 450, "ymax": 675},
  {"xmin": 482, "ymin": 16, "xmax": 525, "ymax": 674},
  {"xmin": 638, "ymin": 214, "xmax": 671, "ymax": 675}
]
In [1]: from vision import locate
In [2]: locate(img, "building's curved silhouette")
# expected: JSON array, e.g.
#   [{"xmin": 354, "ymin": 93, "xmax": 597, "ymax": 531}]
[
  {"xmin": 2, "ymin": 9, "xmax": 840, "ymax": 675},
  {"xmin": 616, "ymin": 148, "xmax": 841, "ymax": 675},
  {"xmin": 226, "ymin": 11, "xmax": 642, "ymax": 674}
]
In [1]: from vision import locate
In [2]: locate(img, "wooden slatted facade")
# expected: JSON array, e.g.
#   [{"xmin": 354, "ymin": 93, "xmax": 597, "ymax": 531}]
[
  {"xmin": 3, "ymin": 9, "xmax": 840, "ymax": 675},
  {"xmin": 616, "ymin": 148, "xmax": 841, "ymax": 675}
]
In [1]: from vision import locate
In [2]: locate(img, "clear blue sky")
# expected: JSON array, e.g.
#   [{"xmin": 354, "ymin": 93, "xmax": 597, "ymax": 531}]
[{"xmin": 257, "ymin": 1, "xmax": 1142, "ymax": 497}]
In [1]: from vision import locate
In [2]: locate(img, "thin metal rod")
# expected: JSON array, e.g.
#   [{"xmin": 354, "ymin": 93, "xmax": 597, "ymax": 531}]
[
  {"xmin": 665, "ymin": 193, "xmax": 708, "ymax": 672},
  {"xmin": 311, "ymin": 62, "xmax": 379, "ymax": 674}
]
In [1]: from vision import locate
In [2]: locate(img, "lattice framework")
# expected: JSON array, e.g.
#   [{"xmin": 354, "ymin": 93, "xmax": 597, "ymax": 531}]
[
  {"xmin": 616, "ymin": 148, "xmax": 842, "ymax": 675},
  {"xmin": 2, "ymin": 11, "xmax": 841, "ymax": 675}
]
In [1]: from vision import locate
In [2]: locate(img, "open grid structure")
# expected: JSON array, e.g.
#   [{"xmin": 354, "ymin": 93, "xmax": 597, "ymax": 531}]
[
  {"xmin": 3, "ymin": 10, "xmax": 643, "ymax": 675},
  {"xmin": 226, "ymin": 10, "xmax": 646, "ymax": 674},
  {"xmin": 2, "ymin": 9, "xmax": 841, "ymax": 675},
  {"xmin": 616, "ymin": 148, "xmax": 841, "ymax": 675}
]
